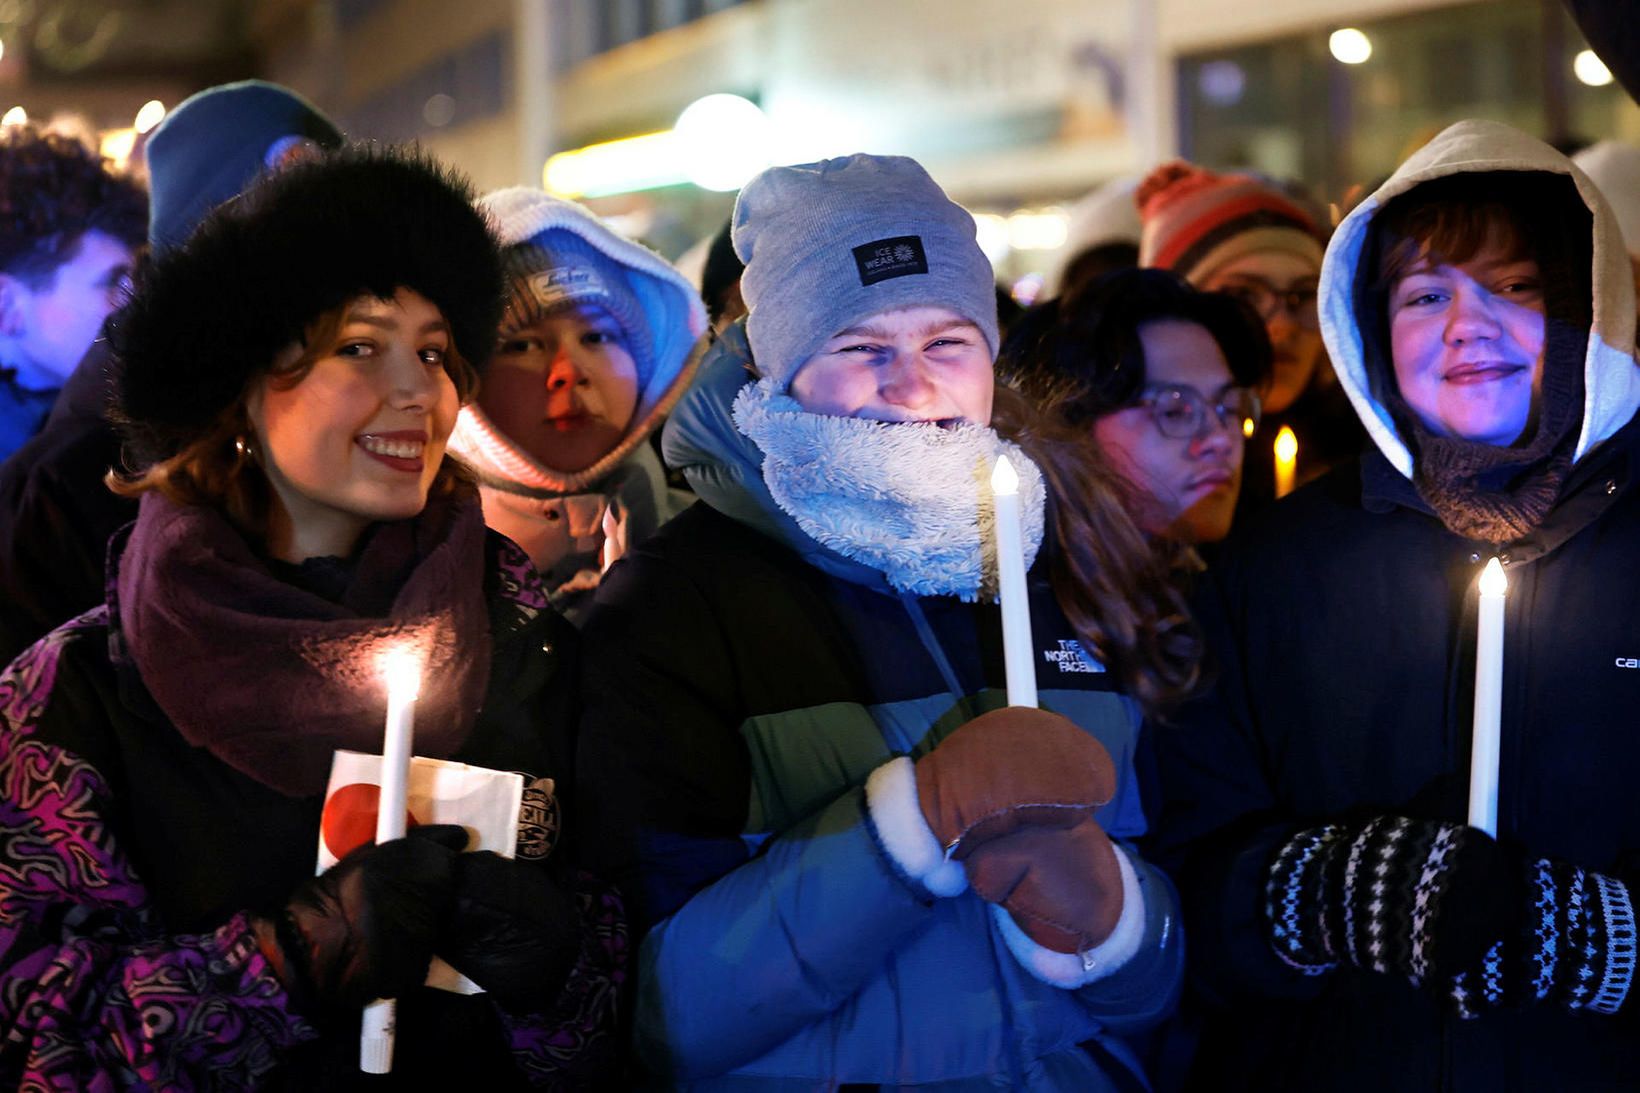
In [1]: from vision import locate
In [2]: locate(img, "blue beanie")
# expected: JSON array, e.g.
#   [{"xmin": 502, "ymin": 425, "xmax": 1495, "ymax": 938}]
[
  {"xmin": 731, "ymin": 154, "xmax": 998, "ymax": 389},
  {"xmin": 145, "ymin": 80, "xmax": 343, "ymax": 254}
]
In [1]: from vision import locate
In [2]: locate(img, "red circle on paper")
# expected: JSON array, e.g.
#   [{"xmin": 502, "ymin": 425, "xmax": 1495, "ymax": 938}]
[{"xmin": 320, "ymin": 783, "xmax": 417, "ymax": 859}]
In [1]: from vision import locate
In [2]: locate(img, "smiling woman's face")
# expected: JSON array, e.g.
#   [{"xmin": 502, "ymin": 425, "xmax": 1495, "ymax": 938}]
[
  {"xmin": 787, "ymin": 305, "xmax": 994, "ymax": 425},
  {"xmin": 1388, "ymin": 237, "xmax": 1546, "ymax": 447}
]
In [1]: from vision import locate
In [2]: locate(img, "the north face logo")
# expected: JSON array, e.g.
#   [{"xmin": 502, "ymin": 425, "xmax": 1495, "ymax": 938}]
[
  {"xmin": 1043, "ymin": 639, "xmax": 1104, "ymax": 674},
  {"xmin": 852, "ymin": 235, "xmax": 928, "ymax": 286}
]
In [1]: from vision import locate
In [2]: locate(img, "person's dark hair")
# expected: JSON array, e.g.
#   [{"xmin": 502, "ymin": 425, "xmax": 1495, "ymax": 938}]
[
  {"xmin": 0, "ymin": 125, "xmax": 146, "ymax": 285},
  {"xmin": 701, "ymin": 219, "xmax": 745, "ymax": 326},
  {"xmin": 993, "ymin": 384, "xmax": 1202, "ymax": 717},
  {"xmin": 998, "ymin": 266, "xmax": 1272, "ymax": 428},
  {"xmin": 1056, "ymin": 241, "xmax": 1139, "ymax": 304}
]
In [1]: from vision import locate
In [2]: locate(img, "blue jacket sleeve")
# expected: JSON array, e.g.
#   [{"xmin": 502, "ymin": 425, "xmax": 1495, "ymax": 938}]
[{"xmin": 634, "ymin": 787, "xmax": 936, "ymax": 1080}]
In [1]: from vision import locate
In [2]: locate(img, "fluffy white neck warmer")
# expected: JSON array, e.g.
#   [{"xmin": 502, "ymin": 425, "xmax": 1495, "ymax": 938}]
[{"xmin": 732, "ymin": 377, "xmax": 1046, "ymax": 600}]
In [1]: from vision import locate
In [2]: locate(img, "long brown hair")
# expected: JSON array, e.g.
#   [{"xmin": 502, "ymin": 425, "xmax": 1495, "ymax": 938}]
[
  {"xmin": 109, "ymin": 296, "xmax": 478, "ymax": 543},
  {"xmin": 992, "ymin": 385, "xmax": 1202, "ymax": 717}
]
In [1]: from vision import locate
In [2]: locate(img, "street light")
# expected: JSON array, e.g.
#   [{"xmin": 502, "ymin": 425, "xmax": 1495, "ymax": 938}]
[
  {"xmin": 1329, "ymin": 28, "xmax": 1372, "ymax": 65},
  {"xmin": 1574, "ymin": 49, "xmax": 1614, "ymax": 87},
  {"xmin": 674, "ymin": 93, "xmax": 771, "ymax": 192}
]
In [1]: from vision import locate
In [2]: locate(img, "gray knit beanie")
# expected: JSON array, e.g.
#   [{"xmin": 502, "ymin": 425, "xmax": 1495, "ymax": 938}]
[
  {"xmin": 501, "ymin": 230, "xmax": 655, "ymax": 390},
  {"xmin": 732, "ymin": 154, "xmax": 999, "ymax": 389}
]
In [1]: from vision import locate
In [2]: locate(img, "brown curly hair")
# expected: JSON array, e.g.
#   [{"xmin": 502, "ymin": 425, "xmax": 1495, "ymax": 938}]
[
  {"xmin": 992, "ymin": 385, "xmax": 1203, "ymax": 718},
  {"xmin": 0, "ymin": 125, "xmax": 146, "ymax": 285}
]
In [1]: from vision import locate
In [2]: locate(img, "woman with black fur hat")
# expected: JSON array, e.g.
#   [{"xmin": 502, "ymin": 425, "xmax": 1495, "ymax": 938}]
[{"xmin": 0, "ymin": 144, "xmax": 623, "ymax": 1090}]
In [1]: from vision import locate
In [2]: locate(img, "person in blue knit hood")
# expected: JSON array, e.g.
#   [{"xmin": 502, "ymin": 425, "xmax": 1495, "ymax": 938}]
[
  {"xmin": 576, "ymin": 153, "xmax": 1191, "ymax": 1089},
  {"xmin": 447, "ymin": 188, "xmax": 705, "ymax": 624}
]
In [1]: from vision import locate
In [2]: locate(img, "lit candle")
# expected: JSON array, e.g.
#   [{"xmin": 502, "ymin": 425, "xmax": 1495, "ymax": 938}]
[
  {"xmin": 361, "ymin": 648, "xmax": 422, "ymax": 1075},
  {"xmin": 991, "ymin": 455, "xmax": 1037, "ymax": 708},
  {"xmin": 1466, "ymin": 558, "xmax": 1507, "ymax": 836},
  {"xmin": 1274, "ymin": 426, "xmax": 1298, "ymax": 499}
]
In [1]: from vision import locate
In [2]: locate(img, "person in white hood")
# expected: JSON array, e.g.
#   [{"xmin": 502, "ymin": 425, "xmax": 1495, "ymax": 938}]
[
  {"xmin": 1149, "ymin": 120, "xmax": 1640, "ymax": 1090},
  {"xmin": 448, "ymin": 190, "xmax": 707, "ymax": 621}
]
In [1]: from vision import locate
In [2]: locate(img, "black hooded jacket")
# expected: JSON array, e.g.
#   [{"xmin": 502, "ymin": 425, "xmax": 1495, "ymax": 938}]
[{"xmin": 1146, "ymin": 120, "xmax": 1640, "ymax": 1090}]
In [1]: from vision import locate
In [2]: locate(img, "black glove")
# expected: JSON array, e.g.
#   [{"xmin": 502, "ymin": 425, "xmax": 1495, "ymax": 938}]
[
  {"xmin": 440, "ymin": 851, "xmax": 579, "ymax": 1014},
  {"xmin": 267, "ymin": 824, "xmax": 468, "ymax": 1017},
  {"xmin": 1264, "ymin": 816, "xmax": 1513, "ymax": 992},
  {"xmin": 1443, "ymin": 857, "xmax": 1637, "ymax": 1019}
]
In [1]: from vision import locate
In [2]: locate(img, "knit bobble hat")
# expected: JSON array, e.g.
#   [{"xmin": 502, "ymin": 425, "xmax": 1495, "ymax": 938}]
[
  {"xmin": 144, "ymin": 80, "xmax": 343, "ymax": 255},
  {"xmin": 111, "ymin": 143, "xmax": 504, "ymax": 467},
  {"xmin": 499, "ymin": 230, "xmax": 656, "ymax": 391},
  {"xmin": 1136, "ymin": 161, "xmax": 1324, "ymax": 284},
  {"xmin": 732, "ymin": 153, "xmax": 999, "ymax": 389}
]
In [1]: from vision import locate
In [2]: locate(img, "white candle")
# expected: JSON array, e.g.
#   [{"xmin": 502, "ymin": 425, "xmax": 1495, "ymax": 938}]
[
  {"xmin": 991, "ymin": 455, "xmax": 1037, "ymax": 708},
  {"xmin": 1274, "ymin": 426, "xmax": 1298, "ymax": 499},
  {"xmin": 1466, "ymin": 558, "xmax": 1507, "ymax": 836},
  {"xmin": 361, "ymin": 648, "xmax": 421, "ymax": 1075}
]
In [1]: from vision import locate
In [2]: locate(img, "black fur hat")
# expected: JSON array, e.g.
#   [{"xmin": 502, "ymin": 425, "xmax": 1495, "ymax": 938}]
[{"xmin": 111, "ymin": 142, "xmax": 504, "ymax": 465}]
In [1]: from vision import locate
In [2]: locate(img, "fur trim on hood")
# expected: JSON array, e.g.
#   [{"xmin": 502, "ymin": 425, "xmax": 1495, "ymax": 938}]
[
  {"xmin": 448, "ymin": 188, "xmax": 708, "ymax": 498},
  {"xmin": 1319, "ymin": 119, "xmax": 1640, "ymax": 478},
  {"xmin": 111, "ymin": 143, "xmax": 504, "ymax": 466}
]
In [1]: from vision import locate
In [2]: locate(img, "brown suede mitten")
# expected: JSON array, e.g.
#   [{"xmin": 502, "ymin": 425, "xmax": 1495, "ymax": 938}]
[
  {"xmin": 914, "ymin": 707, "xmax": 1115, "ymax": 860},
  {"xmin": 963, "ymin": 819, "xmax": 1125, "ymax": 954}
]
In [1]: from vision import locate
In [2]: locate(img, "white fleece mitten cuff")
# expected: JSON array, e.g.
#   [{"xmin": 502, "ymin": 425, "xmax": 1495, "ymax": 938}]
[
  {"xmin": 864, "ymin": 757, "xmax": 968, "ymax": 897},
  {"xmin": 992, "ymin": 843, "xmax": 1146, "ymax": 989}
]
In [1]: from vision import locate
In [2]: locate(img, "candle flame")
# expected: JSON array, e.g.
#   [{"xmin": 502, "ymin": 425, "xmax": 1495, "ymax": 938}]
[
  {"xmin": 1479, "ymin": 556, "xmax": 1507, "ymax": 597},
  {"xmin": 991, "ymin": 453, "xmax": 1019, "ymax": 495},
  {"xmin": 381, "ymin": 646, "xmax": 423, "ymax": 702},
  {"xmin": 1274, "ymin": 425, "xmax": 1298, "ymax": 463},
  {"xmin": 1242, "ymin": 417, "xmax": 1256, "ymax": 438}
]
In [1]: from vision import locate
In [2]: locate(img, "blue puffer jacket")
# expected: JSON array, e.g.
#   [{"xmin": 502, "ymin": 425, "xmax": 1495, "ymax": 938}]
[{"xmin": 576, "ymin": 326, "xmax": 1183, "ymax": 1090}]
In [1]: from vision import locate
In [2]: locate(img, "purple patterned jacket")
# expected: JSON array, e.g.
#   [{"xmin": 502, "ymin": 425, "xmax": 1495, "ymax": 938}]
[{"xmin": 0, "ymin": 534, "xmax": 626, "ymax": 1090}]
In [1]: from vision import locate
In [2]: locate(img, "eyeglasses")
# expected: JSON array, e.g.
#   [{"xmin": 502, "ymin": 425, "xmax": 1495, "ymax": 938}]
[
  {"xmin": 1131, "ymin": 384, "xmax": 1262, "ymax": 440},
  {"xmin": 1220, "ymin": 278, "xmax": 1320, "ymax": 329}
]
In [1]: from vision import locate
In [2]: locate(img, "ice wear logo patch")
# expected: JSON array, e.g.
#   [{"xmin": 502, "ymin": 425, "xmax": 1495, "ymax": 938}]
[
  {"xmin": 525, "ymin": 266, "xmax": 610, "ymax": 310},
  {"xmin": 1043, "ymin": 638, "xmax": 1105, "ymax": 674},
  {"xmin": 852, "ymin": 235, "xmax": 929, "ymax": 286}
]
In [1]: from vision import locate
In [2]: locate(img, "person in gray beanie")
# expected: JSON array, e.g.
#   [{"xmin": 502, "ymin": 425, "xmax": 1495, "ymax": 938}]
[
  {"xmin": 447, "ymin": 186, "xmax": 706, "ymax": 624},
  {"xmin": 576, "ymin": 152, "xmax": 1189, "ymax": 1089}
]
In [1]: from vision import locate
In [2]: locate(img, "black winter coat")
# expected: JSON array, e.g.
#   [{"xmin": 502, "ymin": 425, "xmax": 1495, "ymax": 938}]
[
  {"xmin": 1147, "ymin": 413, "xmax": 1640, "ymax": 1092},
  {"xmin": 0, "ymin": 341, "xmax": 133, "ymax": 664}
]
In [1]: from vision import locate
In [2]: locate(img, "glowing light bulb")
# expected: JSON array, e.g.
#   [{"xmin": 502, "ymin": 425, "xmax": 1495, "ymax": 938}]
[
  {"xmin": 1329, "ymin": 28, "xmax": 1372, "ymax": 65},
  {"xmin": 1574, "ymin": 49, "xmax": 1614, "ymax": 87}
]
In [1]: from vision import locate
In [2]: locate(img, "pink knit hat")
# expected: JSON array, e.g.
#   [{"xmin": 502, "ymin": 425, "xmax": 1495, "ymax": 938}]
[{"xmin": 1136, "ymin": 161, "xmax": 1323, "ymax": 284}]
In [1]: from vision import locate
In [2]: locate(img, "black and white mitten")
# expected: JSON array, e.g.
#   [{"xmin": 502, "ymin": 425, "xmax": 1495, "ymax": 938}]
[
  {"xmin": 1445, "ymin": 859, "xmax": 1638, "ymax": 1018},
  {"xmin": 1265, "ymin": 817, "xmax": 1511, "ymax": 990}
]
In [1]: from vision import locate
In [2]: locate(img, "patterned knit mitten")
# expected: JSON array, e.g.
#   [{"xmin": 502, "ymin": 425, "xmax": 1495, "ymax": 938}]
[
  {"xmin": 1444, "ymin": 859, "xmax": 1638, "ymax": 1019},
  {"xmin": 1264, "ymin": 816, "xmax": 1511, "ymax": 990}
]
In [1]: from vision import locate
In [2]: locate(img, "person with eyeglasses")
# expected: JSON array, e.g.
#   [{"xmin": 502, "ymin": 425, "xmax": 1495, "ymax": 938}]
[
  {"xmin": 1000, "ymin": 267, "xmax": 1272, "ymax": 547},
  {"xmin": 1136, "ymin": 162, "xmax": 1366, "ymax": 518}
]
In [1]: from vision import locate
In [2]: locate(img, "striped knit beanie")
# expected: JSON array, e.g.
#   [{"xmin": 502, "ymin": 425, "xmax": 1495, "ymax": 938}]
[{"xmin": 1136, "ymin": 161, "xmax": 1323, "ymax": 285}]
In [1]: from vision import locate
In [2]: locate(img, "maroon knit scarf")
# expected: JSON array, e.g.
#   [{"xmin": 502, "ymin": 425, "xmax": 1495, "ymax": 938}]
[{"xmin": 116, "ymin": 489, "xmax": 493, "ymax": 796}]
